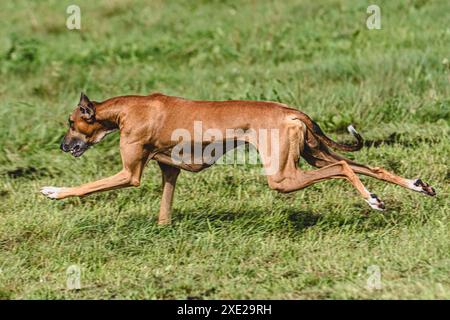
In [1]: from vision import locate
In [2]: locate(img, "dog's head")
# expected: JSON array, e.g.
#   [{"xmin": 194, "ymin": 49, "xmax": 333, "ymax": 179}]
[{"xmin": 60, "ymin": 93, "xmax": 114, "ymax": 157}]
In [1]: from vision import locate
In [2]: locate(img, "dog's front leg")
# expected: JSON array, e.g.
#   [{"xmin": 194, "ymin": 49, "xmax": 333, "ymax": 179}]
[
  {"xmin": 41, "ymin": 142, "xmax": 149, "ymax": 199},
  {"xmin": 157, "ymin": 162, "xmax": 180, "ymax": 225},
  {"xmin": 41, "ymin": 171, "xmax": 139, "ymax": 199}
]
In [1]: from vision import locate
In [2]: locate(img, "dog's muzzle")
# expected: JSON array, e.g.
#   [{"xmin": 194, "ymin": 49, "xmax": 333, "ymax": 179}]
[{"xmin": 60, "ymin": 138, "xmax": 90, "ymax": 157}]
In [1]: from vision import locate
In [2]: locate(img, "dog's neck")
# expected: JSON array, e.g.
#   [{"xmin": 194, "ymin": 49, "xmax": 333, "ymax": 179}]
[{"xmin": 94, "ymin": 99, "xmax": 126, "ymax": 129}]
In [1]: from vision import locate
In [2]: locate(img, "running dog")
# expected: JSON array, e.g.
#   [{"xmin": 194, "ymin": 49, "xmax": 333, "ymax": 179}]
[{"xmin": 41, "ymin": 93, "xmax": 436, "ymax": 224}]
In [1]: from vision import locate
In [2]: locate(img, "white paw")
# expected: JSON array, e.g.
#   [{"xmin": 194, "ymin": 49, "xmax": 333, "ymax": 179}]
[
  {"xmin": 365, "ymin": 193, "xmax": 386, "ymax": 211},
  {"xmin": 406, "ymin": 179, "xmax": 436, "ymax": 196},
  {"xmin": 41, "ymin": 186, "xmax": 66, "ymax": 199}
]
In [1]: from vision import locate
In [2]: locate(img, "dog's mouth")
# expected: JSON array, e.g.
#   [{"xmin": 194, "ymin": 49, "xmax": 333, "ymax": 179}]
[
  {"xmin": 70, "ymin": 145, "xmax": 90, "ymax": 157},
  {"xmin": 61, "ymin": 137, "xmax": 92, "ymax": 158}
]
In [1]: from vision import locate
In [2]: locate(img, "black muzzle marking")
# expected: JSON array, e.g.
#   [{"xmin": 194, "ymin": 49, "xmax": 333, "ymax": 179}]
[{"xmin": 60, "ymin": 137, "xmax": 89, "ymax": 157}]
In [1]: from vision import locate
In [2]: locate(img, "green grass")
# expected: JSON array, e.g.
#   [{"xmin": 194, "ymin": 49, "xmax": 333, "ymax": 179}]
[{"xmin": 0, "ymin": 0, "xmax": 449, "ymax": 299}]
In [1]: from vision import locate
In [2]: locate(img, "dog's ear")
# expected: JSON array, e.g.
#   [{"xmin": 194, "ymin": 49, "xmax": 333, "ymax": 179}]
[{"xmin": 78, "ymin": 92, "xmax": 96, "ymax": 121}]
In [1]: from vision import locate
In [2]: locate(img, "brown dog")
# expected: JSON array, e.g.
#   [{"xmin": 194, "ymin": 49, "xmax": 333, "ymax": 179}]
[{"xmin": 41, "ymin": 93, "xmax": 436, "ymax": 224}]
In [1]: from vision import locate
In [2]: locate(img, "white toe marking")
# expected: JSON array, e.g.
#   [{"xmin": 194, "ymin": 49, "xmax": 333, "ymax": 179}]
[
  {"xmin": 347, "ymin": 124, "xmax": 358, "ymax": 135},
  {"xmin": 406, "ymin": 179, "xmax": 422, "ymax": 192},
  {"xmin": 41, "ymin": 186, "xmax": 65, "ymax": 199},
  {"xmin": 365, "ymin": 199, "xmax": 385, "ymax": 211},
  {"xmin": 365, "ymin": 194, "xmax": 385, "ymax": 211}
]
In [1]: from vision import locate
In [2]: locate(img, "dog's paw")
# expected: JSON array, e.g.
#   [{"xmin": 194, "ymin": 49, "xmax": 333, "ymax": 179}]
[
  {"xmin": 409, "ymin": 179, "xmax": 436, "ymax": 196},
  {"xmin": 41, "ymin": 186, "xmax": 66, "ymax": 199},
  {"xmin": 365, "ymin": 193, "xmax": 386, "ymax": 211}
]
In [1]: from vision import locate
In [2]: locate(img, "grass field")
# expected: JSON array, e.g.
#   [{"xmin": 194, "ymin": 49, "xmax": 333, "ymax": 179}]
[{"xmin": 0, "ymin": 0, "xmax": 449, "ymax": 299}]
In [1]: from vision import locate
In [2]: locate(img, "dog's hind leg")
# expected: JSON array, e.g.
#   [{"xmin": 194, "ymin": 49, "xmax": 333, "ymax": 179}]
[
  {"xmin": 347, "ymin": 159, "xmax": 436, "ymax": 197},
  {"xmin": 261, "ymin": 123, "xmax": 385, "ymax": 210},
  {"xmin": 303, "ymin": 146, "xmax": 436, "ymax": 197},
  {"xmin": 269, "ymin": 160, "xmax": 386, "ymax": 210}
]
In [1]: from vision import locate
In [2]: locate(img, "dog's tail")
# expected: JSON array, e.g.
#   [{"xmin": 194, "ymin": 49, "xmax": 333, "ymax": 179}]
[{"xmin": 295, "ymin": 111, "xmax": 364, "ymax": 152}]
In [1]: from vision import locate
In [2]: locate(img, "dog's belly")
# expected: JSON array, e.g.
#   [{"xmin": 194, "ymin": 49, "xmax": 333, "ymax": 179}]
[{"xmin": 152, "ymin": 139, "xmax": 248, "ymax": 172}]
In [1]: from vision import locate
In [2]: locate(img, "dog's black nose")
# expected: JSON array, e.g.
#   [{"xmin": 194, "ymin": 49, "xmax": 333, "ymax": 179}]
[{"xmin": 60, "ymin": 143, "xmax": 70, "ymax": 152}]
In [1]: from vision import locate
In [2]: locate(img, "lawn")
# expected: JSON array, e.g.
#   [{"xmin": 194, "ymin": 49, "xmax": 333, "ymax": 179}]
[{"xmin": 0, "ymin": 0, "xmax": 448, "ymax": 299}]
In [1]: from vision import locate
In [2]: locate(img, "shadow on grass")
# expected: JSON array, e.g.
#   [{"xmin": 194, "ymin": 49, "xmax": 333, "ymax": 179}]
[
  {"xmin": 4, "ymin": 166, "xmax": 52, "ymax": 179},
  {"xmin": 174, "ymin": 208, "xmax": 323, "ymax": 233},
  {"xmin": 87, "ymin": 209, "xmax": 325, "ymax": 254},
  {"xmin": 42, "ymin": 199, "xmax": 416, "ymax": 252},
  {"xmin": 341, "ymin": 132, "xmax": 442, "ymax": 149},
  {"xmin": 287, "ymin": 211, "xmax": 322, "ymax": 231},
  {"xmin": 68, "ymin": 205, "xmax": 401, "ymax": 240},
  {"xmin": 66, "ymin": 208, "xmax": 324, "ymax": 241}
]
